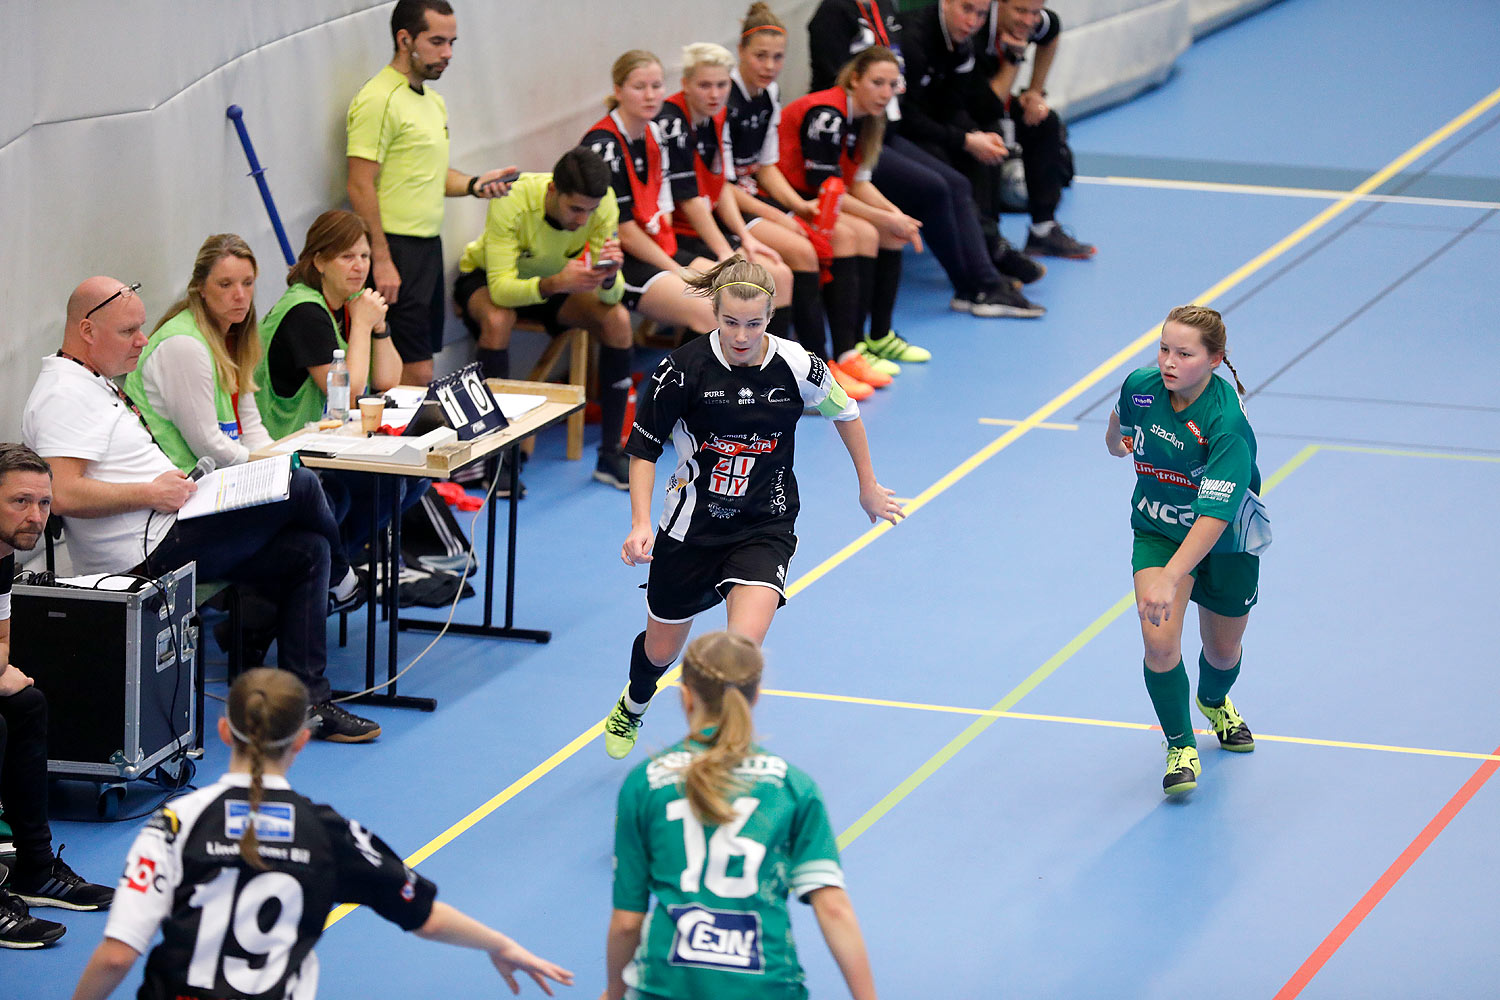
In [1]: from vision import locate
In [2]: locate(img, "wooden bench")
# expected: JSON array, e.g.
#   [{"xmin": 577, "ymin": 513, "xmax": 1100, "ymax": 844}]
[{"xmin": 517, "ymin": 322, "xmax": 588, "ymax": 461}]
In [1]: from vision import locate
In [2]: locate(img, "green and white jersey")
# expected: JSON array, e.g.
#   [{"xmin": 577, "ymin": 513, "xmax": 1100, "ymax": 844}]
[
  {"xmin": 613, "ymin": 738, "xmax": 845, "ymax": 1000},
  {"xmin": 1114, "ymin": 367, "xmax": 1261, "ymax": 548}
]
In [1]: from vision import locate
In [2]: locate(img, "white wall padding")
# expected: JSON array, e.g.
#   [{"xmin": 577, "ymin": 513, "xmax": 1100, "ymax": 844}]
[{"xmin": 2, "ymin": 0, "xmax": 1277, "ymax": 441}]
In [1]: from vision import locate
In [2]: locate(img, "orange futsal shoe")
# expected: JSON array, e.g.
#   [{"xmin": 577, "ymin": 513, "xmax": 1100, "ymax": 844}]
[
  {"xmin": 827, "ymin": 359, "xmax": 874, "ymax": 400},
  {"xmin": 835, "ymin": 352, "xmax": 893, "ymax": 389}
]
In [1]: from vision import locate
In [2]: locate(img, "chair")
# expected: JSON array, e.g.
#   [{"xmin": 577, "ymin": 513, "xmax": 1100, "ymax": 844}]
[{"xmin": 519, "ymin": 321, "xmax": 589, "ymax": 460}]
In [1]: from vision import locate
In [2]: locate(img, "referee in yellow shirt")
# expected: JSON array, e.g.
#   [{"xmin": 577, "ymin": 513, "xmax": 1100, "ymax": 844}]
[{"xmin": 346, "ymin": 0, "xmax": 516, "ymax": 386}]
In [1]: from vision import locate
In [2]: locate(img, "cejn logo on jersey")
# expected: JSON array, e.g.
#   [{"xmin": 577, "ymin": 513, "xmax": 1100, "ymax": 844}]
[
  {"xmin": 667, "ymin": 904, "xmax": 764, "ymax": 973},
  {"xmin": 224, "ymin": 801, "xmax": 295, "ymax": 843}
]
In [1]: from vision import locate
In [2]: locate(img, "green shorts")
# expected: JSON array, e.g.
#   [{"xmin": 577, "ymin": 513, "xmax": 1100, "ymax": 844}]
[{"xmin": 1131, "ymin": 530, "xmax": 1259, "ymax": 618}]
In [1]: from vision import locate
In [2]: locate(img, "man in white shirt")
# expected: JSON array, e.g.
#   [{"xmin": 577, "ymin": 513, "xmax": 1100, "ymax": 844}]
[{"xmin": 21, "ymin": 277, "xmax": 380, "ymax": 743}]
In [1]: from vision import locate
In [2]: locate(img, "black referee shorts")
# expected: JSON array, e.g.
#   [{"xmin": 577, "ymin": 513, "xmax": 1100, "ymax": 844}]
[
  {"xmin": 384, "ymin": 233, "xmax": 445, "ymax": 362},
  {"xmin": 453, "ymin": 268, "xmax": 571, "ymax": 337},
  {"xmin": 645, "ymin": 531, "xmax": 797, "ymax": 623}
]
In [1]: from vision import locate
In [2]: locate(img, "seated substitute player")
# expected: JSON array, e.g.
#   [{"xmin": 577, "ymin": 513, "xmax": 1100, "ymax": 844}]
[
  {"xmin": 0, "ymin": 445, "xmax": 114, "ymax": 951},
  {"xmin": 777, "ymin": 46, "xmax": 930, "ymax": 399},
  {"xmin": 602, "ymin": 257, "xmax": 903, "ymax": 759},
  {"xmin": 583, "ymin": 50, "xmax": 718, "ymax": 338},
  {"xmin": 603, "ymin": 631, "xmax": 878, "ymax": 1000},
  {"xmin": 1106, "ymin": 305, "xmax": 1268, "ymax": 795},
  {"xmin": 454, "ymin": 146, "xmax": 636, "ymax": 489},
  {"xmin": 69, "ymin": 668, "xmax": 574, "ymax": 999}
]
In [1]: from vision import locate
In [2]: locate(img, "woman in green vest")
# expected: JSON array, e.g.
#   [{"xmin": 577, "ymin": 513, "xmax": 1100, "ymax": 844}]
[
  {"xmin": 256, "ymin": 209, "xmax": 419, "ymax": 560},
  {"xmin": 126, "ymin": 233, "xmax": 271, "ymax": 471}
]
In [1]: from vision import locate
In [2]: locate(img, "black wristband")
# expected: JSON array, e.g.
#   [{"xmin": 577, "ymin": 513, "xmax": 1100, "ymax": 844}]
[
  {"xmin": 371, "ymin": 331, "xmax": 392, "ymax": 339},
  {"xmin": 466, "ymin": 175, "xmax": 479, "ymax": 196}
]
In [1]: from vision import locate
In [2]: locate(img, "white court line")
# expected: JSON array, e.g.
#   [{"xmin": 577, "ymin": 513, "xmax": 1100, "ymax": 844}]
[{"xmin": 1077, "ymin": 174, "xmax": 1500, "ymax": 212}]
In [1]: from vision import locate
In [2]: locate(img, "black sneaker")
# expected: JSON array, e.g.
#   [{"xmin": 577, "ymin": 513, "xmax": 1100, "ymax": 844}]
[
  {"xmin": 1162, "ymin": 745, "xmax": 1201, "ymax": 796},
  {"xmin": 308, "ymin": 701, "xmax": 382, "ymax": 743},
  {"xmin": 1025, "ymin": 224, "xmax": 1096, "ymax": 259},
  {"xmin": 0, "ymin": 890, "xmax": 65, "ymax": 949},
  {"xmin": 994, "ymin": 240, "xmax": 1047, "ymax": 284},
  {"xmin": 952, "ymin": 282, "xmax": 1046, "ymax": 319},
  {"xmin": 10, "ymin": 847, "xmax": 114, "ymax": 911},
  {"xmin": 328, "ymin": 570, "xmax": 367, "ymax": 616},
  {"xmin": 593, "ymin": 449, "xmax": 631, "ymax": 490}
]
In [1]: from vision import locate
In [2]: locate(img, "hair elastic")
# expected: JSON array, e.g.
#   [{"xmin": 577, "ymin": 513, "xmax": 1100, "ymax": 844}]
[
  {"xmin": 742, "ymin": 25, "xmax": 786, "ymax": 37},
  {"xmin": 719, "ymin": 280, "xmax": 772, "ymax": 296},
  {"xmin": 227, "ymin": 718, "xmax": 301, "ymax": 750}
]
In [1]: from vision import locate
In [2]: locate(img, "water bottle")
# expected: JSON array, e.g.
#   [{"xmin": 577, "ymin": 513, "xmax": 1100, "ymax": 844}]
[{"xmin": 326, "ymin": 349, "xmax": 351, "ymax": 422}]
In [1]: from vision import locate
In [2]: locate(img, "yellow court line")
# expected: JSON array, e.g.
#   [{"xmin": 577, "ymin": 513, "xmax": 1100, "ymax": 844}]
[
  {"xmin": 979, "ymin": 417, "xmax": 1079, "ymax": 430},
  {"xmin": 1320, "ymin": 444, "xmax": 1500, "ymax": 464},
  {"xmin": 754, "ymin": 686, "xmax": 1500, "ymax": 764},
  {"xmin": 1076, "ymin": 174, "xmax": 1500, "ymax": 212},
  {"xmin": 327, "ymin": 84, "xmax": 1500, "ymax": 926}
]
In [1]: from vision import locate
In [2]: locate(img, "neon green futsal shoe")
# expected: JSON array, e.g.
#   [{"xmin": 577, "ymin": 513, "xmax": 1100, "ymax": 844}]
[
  {"xmin": 1196, "ymin": 695, "xmax": 1255, "ymax": 752},
  {"xmin": 1162, "ymin": 745, "xmax": 1200, "ymax": 796},
  {"xmin": 603, "ymin": 688, "xmax": 645, "ymax": 759},
  {"xmin": 855, "ymin": 342, "xmax": 901, "ymax": 376},
  {"xmin": 863, "ymin": 330, "xmax": 931, "ymax": 363}
]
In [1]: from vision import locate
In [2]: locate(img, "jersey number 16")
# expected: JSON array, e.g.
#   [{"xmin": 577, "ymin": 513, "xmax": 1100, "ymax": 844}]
[{"xmin": 666, "ymin": 797, "xmax": 765, "ymax": 898}]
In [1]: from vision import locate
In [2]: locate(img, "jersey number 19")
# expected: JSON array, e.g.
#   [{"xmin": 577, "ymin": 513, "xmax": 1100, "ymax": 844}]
[{"xmin": 187, "ymin": 868, "xmax": 304, "ymax": 994}]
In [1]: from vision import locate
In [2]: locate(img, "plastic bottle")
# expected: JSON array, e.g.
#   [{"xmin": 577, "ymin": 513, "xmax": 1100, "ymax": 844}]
[{"xmin": 326, "ymin": 349, "xmax": 350, "ymax": 422}]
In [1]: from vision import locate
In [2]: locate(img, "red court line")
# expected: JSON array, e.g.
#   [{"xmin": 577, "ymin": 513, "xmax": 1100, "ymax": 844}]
[{"xmin": 1273, "ymin": 743, "xmax": 1500, "ymax": 999}]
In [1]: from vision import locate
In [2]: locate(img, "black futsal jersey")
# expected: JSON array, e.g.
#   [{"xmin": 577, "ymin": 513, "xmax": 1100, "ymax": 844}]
[
  {"xmin": 583, "ymin": 112, "xmax": 675, "ymax": 227},
  {"xmin": 625, "ymin": 332, "xmax": 858, "ymax": 545},
  {"xmin": 653, "ymin": 101, "xmax": 720, "ymax": 209},
  {"xmin": 104, "ymin": 773, "xmax": 436, "ymax": 1000},
  {"xmin": 726, "ymin": 68, "xmax": 781, "ymax": 190}
]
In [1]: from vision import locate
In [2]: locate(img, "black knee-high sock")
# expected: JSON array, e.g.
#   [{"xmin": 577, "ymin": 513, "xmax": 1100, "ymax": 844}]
[
  {"xmin": 476, "ymin": 347, "xmax": 509, "ymax": 381},
  {"xmin": 855, "ymin": 255, "xmax": 876, "ymax": 344},
  {"xmin": 626, "ymin": 630, "xmax": 669, "ymax": 707},
  {"xmin": 768, "ymin": 304, "xmax": 791, "ymax": 339},
  {"xmin": 823, "ymin": 257, "xmax": 862, "ymax": 359},
  {"xmin": 869, "ymin": 249, "xmax": 903, "ymax": 341},
  {"xmin": 791, "ymin": 271, "xmax": 827, "ymax": 357},
  {"xmin": 597, "ymin": 346, "xmax": 633, "ymax": 455}
]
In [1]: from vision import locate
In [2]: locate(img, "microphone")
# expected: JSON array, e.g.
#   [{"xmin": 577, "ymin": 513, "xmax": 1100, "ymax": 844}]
[{"xmin": 189, "ymin": 455, "xmax": 217, "ymax": 481}]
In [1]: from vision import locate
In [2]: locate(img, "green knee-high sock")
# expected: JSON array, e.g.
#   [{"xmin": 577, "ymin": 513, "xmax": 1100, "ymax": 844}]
[
  {"xmin": 1197, "ymin": 650, "xmax": 1242, "ymax": 708},
  {"xmin": 1144, "ymin": 659, "xmax": 1195, "ymax": 748}
]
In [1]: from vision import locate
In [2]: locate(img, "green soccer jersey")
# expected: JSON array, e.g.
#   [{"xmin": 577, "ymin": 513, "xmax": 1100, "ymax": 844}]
[
  {"xmin": 613, "ymin": 739, "xmax": 845, "ymax": 1000},
  {"xmin": 1114, "ymin": 367, "xmax": 1261, "ymax": 548}
]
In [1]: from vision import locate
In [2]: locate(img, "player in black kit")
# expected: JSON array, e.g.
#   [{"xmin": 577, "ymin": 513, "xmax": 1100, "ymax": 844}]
[
  {"xmin": 70, "ymin": 669, "xmax": 572, "ymax": 1000},
  {"xmin": 601, "ymin": 256, "xmax": 903, "ymax": 759}
]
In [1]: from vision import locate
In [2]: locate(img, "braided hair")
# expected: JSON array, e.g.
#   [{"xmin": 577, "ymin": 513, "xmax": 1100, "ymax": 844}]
[
  {"xmin": 224, "ymin": 668, "xmax": 309, "ymax": 868},
  {"xmin": 680, "ymin": 632, "xmax": 764, "ymax": 826}
]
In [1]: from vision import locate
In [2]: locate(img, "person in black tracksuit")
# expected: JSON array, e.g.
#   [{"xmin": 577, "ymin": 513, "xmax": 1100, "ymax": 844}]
[
  {"xmin": 807, "ymin": 0, "xmax": 1046, "ymax": 318},
  {"xmin": 897, "ymin": 0, "xmax": 1094, "ymax": 263}
]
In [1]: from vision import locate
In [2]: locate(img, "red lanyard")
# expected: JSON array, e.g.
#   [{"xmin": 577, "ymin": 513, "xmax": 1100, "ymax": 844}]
[{"xmin": 858, "ymin": 0, "xmax": 891, "ymax": 49}]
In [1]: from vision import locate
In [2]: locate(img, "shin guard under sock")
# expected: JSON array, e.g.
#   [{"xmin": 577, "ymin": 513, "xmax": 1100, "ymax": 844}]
[
  {"xmin": 1196, "ymin": 650, "xmax": 1242, "ymax": 708},
  {"xmin": 1144, "ymin": 659, "xmax": 1195, "ymax": 748},
  {"xmin": 626, "ymin": 631, "xmax": 669, "ymax": 710}
]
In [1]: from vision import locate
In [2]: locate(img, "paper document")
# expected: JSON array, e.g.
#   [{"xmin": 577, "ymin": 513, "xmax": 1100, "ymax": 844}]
[
  {"xmin": 268, "ymin": 428, "xmax": 457, "ymax": 466},
  {"xmin": 493, "ymin": 393, "xmax": 547, "ymax": 419},
  {"xmin": 177, "ymin": 454, "xmax": 293, "ymax": 520}
]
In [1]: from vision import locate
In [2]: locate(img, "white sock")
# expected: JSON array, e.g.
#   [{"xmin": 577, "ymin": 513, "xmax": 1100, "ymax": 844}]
[
  {"xmin": 331, "ymin": 569, "xmax": 359, "ymax": 601},
  {"xmin": 623, "ymin": 693, "xmax": 651, "ymax": 715},
  {"xmin": 1030, "ymin": 220, "xmax": 1057, "ymax": 236}
]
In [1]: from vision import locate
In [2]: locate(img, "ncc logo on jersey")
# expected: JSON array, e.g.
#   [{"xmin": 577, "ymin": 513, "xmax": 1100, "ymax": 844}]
[
  {"xmin": 225, "ymin": 801, "xmax": 295, "ymax": 843},
  {"xmin": 667, "ymin": 905, "xmax": 764, "ymax": 972}
]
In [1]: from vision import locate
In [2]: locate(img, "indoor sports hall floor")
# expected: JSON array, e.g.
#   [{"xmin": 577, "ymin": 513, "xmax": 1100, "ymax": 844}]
[{"xmin": 29, "ymin": 1, "xmax": 1500, "ymax": 995}]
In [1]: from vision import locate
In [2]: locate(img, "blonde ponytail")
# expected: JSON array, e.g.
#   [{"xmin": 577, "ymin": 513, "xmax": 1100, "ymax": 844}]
[{"xmin": 680, "ymin": 632, "xmax": 763, "ymax": 826}]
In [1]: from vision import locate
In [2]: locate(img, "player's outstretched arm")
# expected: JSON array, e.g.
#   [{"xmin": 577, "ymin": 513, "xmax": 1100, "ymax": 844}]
[
  {"xmin": 808, "ymin": 887, "xmax": 878, "ymax": 1000},
  {"xmin": 1106, "ymin": 410, "xmax": 1133, "ymax": 457},
  {"xmin": 834, "ymin": 417, "xmax": 904, "ymax": 525},
  {"xmin": 70, "ymin": 937, "xmax": 141, "ymax": 1000},
  {"xmin": 415, "ymin": 902, "xmax": 575, "ymax": 995},
  {"xmin": 600, "ymin": 908, "xmax": 647, "ymax": 1000}
]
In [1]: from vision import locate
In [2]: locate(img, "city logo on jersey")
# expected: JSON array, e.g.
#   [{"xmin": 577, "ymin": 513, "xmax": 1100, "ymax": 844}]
[
  {"xmin": 1184, "ymin": 419, "xmax": 1207, "ymax": 445},
  {"xmin": 1134, "ymin": 461, "xmax": 1197, "ymax": 491},
  {"xmin": 738, "ymin": 387, "xmax": 756, "ymax": 405},
  {"xmin": 667, "ymin": 905, "xmax": 764, "ymax": 973},
  {"xmin": 1198, "ymin": 478, "xmax": 1238, "ymax": 504},
  {"xmin": 1150, "ymin": 424, "xmax": 1186, "ymax": 450},
  {"xmin": 1137, "ymin": 495, "xmax": 1198, "ymax": 527},
  {"xmin": 1131, "ymin": 393, "xmax": 1155, "ymax": 407},
  {"xmin": 652, "ymin": 360, "xmax": 686, "ymax": 390},
  {"xmin": 225, "ymin": 802, "xmax": 295, "ymax": 843}
]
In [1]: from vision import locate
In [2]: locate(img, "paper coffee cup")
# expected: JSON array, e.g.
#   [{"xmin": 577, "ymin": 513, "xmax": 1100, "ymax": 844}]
[{"xmin": 358, "ymin": 396, "xmax": 386, "ymax": 433}]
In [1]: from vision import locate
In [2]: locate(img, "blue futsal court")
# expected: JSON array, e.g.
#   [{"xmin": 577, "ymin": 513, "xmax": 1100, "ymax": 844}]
[{"xmin": 28, "ymin": 1, "xmax": 1500, "ymax": 996}]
